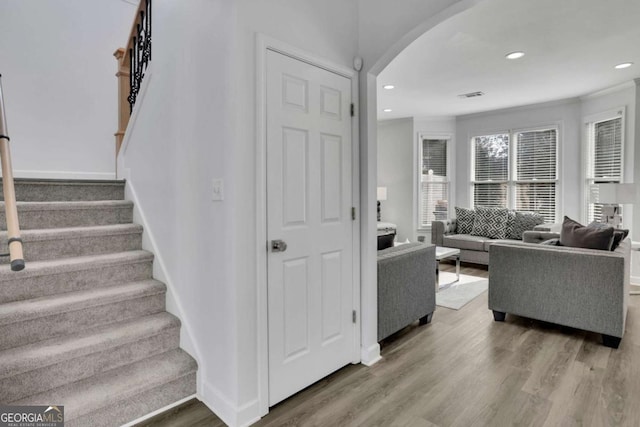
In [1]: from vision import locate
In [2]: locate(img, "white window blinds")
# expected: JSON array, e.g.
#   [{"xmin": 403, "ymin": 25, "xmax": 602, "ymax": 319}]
[
  {"xmin": 594, "ymin": 118, "xmax": 622, "ymax": 181},
  {"xmin": 587, "ymin": 116, "xmax": 623, "ymax": 222},
  {"xmin": 472, "ymin": 134, "xmax": 509, "ymax": 208},
  {"xmin": 419, "ymin": 139, "xmax": 448, "ymax": 228},
  {"xmin": 471, "ymin": 129, "xmax": 558, "ymax": 222},
  {"xmin": 514, "ymin": 129, "xmax": 557, "ymax": 222}
]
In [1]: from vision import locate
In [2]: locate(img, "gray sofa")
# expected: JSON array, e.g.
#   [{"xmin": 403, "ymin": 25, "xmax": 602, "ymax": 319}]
[
  {"xmin": 377, "ymin": 243, "xmax": 436, "ymax": 341},
  {"xmin": 489, "ymin": 237, "xmax": 631, "ymax": 348},
  {"xmin": 431, "ymin": 219, "xmax": 560, "ymax": 265}
]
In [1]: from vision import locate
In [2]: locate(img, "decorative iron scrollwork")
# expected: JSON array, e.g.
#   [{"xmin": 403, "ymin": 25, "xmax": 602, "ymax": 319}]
[{"xmin": 128, "ymin": 0, "xmax": 151, "ymax": 113}]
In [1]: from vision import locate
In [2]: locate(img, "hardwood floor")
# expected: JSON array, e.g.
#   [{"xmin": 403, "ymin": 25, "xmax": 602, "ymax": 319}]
[{"xmin": 139, "ymin": 263, "xmax": 640, "ymax": 426}]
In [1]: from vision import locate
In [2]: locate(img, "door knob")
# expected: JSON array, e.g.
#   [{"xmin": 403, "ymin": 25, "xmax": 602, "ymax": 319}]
[{"xmin": 271, "ymin": 239, "xmax": 288, "ymax": 252}]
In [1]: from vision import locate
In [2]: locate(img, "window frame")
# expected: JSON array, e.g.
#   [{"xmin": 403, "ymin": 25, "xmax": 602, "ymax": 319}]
[
  {"xmin": 415, "ymin": 133, "xmax": 452, "ymax": 231},
  {"xmin": 469, "ymin": 124, "xmax": 560, "ymax": 222},
  {"xmin": 583, "ymin": 108, "xmax": 625, "ymax": 224}
]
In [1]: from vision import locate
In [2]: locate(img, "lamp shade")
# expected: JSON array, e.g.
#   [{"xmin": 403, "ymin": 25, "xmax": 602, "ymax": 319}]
[
  {"xmin": 377, "ymin": 187, "xmax": 387, "ymax": 201},
  {"xmin": 595, "ymin": 183, "xmax": 635, "ymax": 204}
]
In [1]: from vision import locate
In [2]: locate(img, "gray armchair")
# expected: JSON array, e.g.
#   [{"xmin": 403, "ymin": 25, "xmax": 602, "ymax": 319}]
[
  {"xmin": 489, "ymin": 238, "xmax": 631, "ymax": 348},
  {"xmin": 377, "ymin": 243, "xmax": 436, "ymax": 341}
]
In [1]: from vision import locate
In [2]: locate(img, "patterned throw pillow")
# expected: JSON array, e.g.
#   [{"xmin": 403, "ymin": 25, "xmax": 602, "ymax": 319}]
[
  {"xmin": 509, "ymin": 211, "xmax": 545, "ymax": 240},
  {"xmin": 471, "ymin": 207, "xmax": 509, "ymax": 239},
  {"xmin": 455, "ymin": 207, "xmax": 475, "ymax": 235},
  {"xmin": 504, "ymin": 210, "xmax": 516, "ymax": 238}
]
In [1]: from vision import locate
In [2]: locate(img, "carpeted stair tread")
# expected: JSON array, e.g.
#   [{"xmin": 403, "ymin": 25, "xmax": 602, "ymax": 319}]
[
  {"xmin": 0, "ymin": 312, "xmax": 180, "ymax": 379},
  {"xmin": 10, "ymin": 348, "xmax": 198, "ymax": 422},
  {"xmin": 0, "ymin": 314, "xmax": 182, "ymax": 403},
  {"xmin": 0, "ymin": 250, "xmax": 154, "ymax": 304},
  {"xmin": 0, "ymin": 200, "xmax": 134, "ymax": 229},
  {"xmin": 3, "ymin": 223, "xmax": 143, "ymax": 241},
  {"xmin": 0, "ymin": 249, "xmax": 153, "ymax": 281},
  {"xmin": 0, "ymin": 280, "xmax": 166, "ymax": 326},
  {"xmin": 0, "ymin": 224, "xmax": 143, "ymax": 262},
  {"xmin": 0, "ymin": 178, "xmax": 125, "ymax": 202}
]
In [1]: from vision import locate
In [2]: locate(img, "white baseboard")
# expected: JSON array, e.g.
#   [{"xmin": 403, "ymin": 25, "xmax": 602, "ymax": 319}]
[
  {"xmin": 201, "ymin": 382, "xmax": 261, "ymax": 427},
  {"xmin": 13, "ymin": 170, "xmax": 116, "ymax": 180},
  {"xmin": 119, "ymin": 394, "xmax": 196, "ymax": 427},
  {"xmin": 360, "ymin": 343, "xmax": 382, "ymax": 366}
]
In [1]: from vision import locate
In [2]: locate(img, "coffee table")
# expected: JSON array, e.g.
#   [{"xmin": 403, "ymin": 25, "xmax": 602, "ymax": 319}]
[{"xmin": 435, "ymin": 246, "xmax": 460, "ymax": 291}]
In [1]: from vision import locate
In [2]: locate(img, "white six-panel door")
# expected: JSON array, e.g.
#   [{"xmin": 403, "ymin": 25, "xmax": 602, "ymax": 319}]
[{"xmin": 266, "ymin": 49, "xmax": 354, "ymax": 406}]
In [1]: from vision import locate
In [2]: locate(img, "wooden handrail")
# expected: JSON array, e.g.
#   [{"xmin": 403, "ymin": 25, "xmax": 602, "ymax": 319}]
[
  {"xmin": 0, "ymin": 75, "xmax": 25, "ymax": 271},
  {"xmin": 114, "ymin": 0, "xmax": 151, "ymax": 159}
]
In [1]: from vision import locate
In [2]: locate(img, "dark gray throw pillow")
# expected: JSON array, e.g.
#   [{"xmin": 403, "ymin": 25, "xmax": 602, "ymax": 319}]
[
  {"xmin": 455, "ymin": 207, "xmax": 475, "ymax": 234},
  {"xmin": 471, "ymin": 207, "xmax": 509, "ymax": 239},
  {"xmin": 560, "ymin": 216, "xmax": 614, "ymax": 250},
  {"xmin": 588, "ymin": 221, "xmax": 629, "ymax": 251},
  {"xmin": 509, "ymin": 211, "xmax": 545, "ymax": 240}
]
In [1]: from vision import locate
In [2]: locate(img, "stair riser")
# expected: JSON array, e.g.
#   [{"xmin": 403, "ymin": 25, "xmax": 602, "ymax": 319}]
[
  {"xmin": 5, "ymin": 183, "xmax": 125, "ymax": 202},
  {"xmin": 0, "ymin": 259, "xmax": 153, "ymax": 304},
  {"xmin": 0, "ymin": 206, "xmax": 133, "ymax": 230},
  {"xmin": 3, "ymin": 232, "xmax": 142, "ymax": 262},
  {"xmin": 2, "ymin": 328, "xmax": 180, "ymax": 403},
  {"xmin": 0, "ymin": 293, "xmax": 165, "ymax": 351},
  {"xmin": 67, "ymin": 372, "xmax": 197, "ymax": 427}
]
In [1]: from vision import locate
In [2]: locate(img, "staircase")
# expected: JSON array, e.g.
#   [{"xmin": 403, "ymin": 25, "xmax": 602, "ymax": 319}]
[{"xmin": 0, "ymin": 179, "xmax": 197, "ymax": 427}]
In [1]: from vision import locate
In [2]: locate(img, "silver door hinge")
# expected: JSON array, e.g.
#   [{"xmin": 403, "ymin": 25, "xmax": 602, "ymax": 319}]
[
  {"xmin": 351, "ymin": 207, "xmax": 356, "ymax": 220},
  {"xmin": 350, "ymin": 103, "xmax": 355, "ymax": 117},
  {"xmin": 352, "ymin": 310, "xmax": 357, "ymax": 323}
]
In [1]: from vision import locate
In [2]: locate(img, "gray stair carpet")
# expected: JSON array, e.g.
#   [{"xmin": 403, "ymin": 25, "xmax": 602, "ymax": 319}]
[{"xmin": 0, "ymin": 179, "xmax": 197, "ymax": 426}]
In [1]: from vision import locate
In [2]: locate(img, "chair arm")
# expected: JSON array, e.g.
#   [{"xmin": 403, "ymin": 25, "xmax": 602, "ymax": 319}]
[
  {"xmin": 489, "ymin": 240, "xmax": 630, "ymax": 337},
  {"xmin": 522, "ymin": 231, "xmax": 560, "ymax": 244},
  {"xmin": 431, "ymin": 219, "xmax": 457, "ymax": 246}
]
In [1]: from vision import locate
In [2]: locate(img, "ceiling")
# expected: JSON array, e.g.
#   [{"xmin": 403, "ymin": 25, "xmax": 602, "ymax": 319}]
[{"xmin": 377, "ymin": 0, "xmax": 640, "ymax": 120}]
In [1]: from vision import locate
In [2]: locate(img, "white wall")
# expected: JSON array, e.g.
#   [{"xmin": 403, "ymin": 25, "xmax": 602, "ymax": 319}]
[
  {"xmin": 120, "ymin": 1, "xmax": 359, "ymax": 426},
  {"xmin": 455, "ymin": 98, "xmax": 583, "ymax": 220},
  {"xmin": 0, "ymin": 0, "xmax": 135, "ymax": 179},
  {"xmin": 377, "ymin": 118, "xmax": 413, "ymax": 241},
  {"xmin": 117, "ymin": 0, "xmax": 238, "ymax": 423}
]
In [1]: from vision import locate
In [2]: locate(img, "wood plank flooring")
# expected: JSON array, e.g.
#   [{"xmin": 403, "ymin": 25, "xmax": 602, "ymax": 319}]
[{"xmin": 138, "ymin": 263, "xmax": 640, "ymax": 426}]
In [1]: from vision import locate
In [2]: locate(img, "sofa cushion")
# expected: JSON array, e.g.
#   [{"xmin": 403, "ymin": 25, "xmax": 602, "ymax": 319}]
[
  {"xmin": 443, "ymin": 234, "xmax": 488, "ymax": 251},
  {"xmin": 471, "ymin": 207, "xmax": 509, "ymax": 239},
  {"xmin": 508, "ymin": 211, "xmax": 544, "ymax": 240},
  {"xmin": 455, "ymin": 207, "xmax": 475, "ymax": 234},
  {"xmin": 559, "ymin": 216, "xmax": 614, "ymax": 250}
]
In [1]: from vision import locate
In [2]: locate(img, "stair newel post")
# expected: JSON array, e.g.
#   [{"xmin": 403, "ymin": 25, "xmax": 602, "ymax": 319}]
[
  {"xmin": 0, "ymin": 75, "xmax": 25, "ymax": 271},
  {"xmin": 113, "ymin": 47, "xmax": 130, "ymax": 160}
]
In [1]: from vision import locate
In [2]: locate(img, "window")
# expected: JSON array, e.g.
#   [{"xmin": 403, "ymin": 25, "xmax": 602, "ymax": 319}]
[
  {"xmin": 471, "ymin": 127, "xmax": 558, "ymax": 222},
  {"xmin": 585, "ymin": 112, "xmax": 624, "ymax": 222},
  {"xmin": 418, "ymin": 137, "xmax": 449, "ymax": 229}
]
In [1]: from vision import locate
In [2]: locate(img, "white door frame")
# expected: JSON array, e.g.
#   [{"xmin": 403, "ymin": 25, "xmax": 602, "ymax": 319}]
[{"xmin": 255, "ymin": 34, "xmax": 361, "ymax": 416}]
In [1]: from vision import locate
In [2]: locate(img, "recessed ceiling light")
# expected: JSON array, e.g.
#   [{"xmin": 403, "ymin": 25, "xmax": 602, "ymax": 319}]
[
  {"xmin": 615, "ymin": 62, "xmax": 633, "ymax": 69},
  {"xmin": 505, "ymin": 51, "xmax": 525, "ymax": 60},
  {"xmin": 383, "ymin": 85, "xmax": 395, "ymax": 90},
  {"xmin": 383, "ymin": 109, "xmax": 392, "ymax": 112}
]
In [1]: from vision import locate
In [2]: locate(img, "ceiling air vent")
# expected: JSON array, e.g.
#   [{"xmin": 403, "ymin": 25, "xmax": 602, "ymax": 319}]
[{"xmin": 458, "ymin": 91, "xmax": 484, "ymax": 99}]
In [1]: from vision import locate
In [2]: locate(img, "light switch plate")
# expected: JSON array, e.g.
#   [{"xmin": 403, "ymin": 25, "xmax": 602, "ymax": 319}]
[{"xmin": 212, "ymin": 178, "xmax": 224, "ymax": 201}]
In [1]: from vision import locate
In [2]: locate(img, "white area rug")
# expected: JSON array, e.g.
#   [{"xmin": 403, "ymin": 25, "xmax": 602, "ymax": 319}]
[{"xmin": 436, "ymin": 273, "xmax": 488, "ymax": 310}]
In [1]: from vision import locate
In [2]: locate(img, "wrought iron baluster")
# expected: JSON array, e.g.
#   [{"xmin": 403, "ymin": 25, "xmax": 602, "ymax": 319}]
[{"xmin": 126, "ymin": 0, "xmax": 152, "ymax": 113}]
